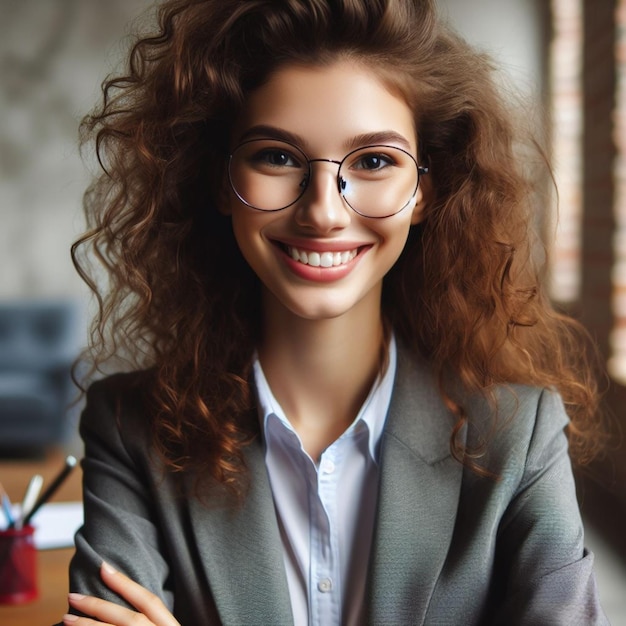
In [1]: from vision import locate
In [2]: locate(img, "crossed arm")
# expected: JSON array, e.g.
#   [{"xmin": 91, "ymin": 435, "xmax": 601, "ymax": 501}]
[{"xmin": 63, "ymin": 562, "xmax": 179, "ymax": 626}]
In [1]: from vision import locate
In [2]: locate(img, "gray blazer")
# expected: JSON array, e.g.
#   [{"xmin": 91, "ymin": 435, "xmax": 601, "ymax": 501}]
[{"xmin": 67, "ymin": 345, "xmax": 607, "ymax": 625}]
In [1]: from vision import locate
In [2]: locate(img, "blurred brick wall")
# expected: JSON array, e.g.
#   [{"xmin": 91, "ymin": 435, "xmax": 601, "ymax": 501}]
[
  {"xmin": 575, "ymin": 0, "xmax": 626, "ymax": 554},
  {"xmin": 613, "ymin": 1, "xmax": 626, "ymax": 380},
  {"xmin": 549, "ymin": 0, "xmax": 583, "ymax": 302},
  {"xmin": 581, "ymin": 0, "xmax": 617, "ymax": 364}
]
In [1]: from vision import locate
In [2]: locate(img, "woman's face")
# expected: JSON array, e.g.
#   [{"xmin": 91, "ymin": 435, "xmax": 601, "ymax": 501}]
[{"xmin": 223, "ymin": 59, "xmax": 426, "ymax": 323}]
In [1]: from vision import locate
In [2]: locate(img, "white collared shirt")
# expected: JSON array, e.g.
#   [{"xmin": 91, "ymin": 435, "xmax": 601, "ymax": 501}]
[{"xmin": 253, "ymin": 336, "xmax": 396, "ymax": 626}]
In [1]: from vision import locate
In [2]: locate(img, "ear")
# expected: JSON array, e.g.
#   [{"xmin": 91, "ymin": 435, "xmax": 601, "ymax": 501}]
[
  {"xmin": 410, "ymin": 170, "xmax": 431, "ymax": 225},
  {"xmin": 409, "ymin": 196, "xmax": 425, "ymax": 225}
]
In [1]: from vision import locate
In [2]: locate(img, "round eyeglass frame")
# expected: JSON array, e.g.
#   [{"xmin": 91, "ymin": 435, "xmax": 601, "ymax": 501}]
[{"xmin": 228, "ymin": 138, "xmax": 429, "ymax": 219}]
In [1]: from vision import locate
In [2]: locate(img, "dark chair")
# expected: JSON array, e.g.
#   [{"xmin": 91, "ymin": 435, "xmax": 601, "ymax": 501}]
[{"xmin": 0, "ymin": 300, "xmax": 81, "ymax": 455}]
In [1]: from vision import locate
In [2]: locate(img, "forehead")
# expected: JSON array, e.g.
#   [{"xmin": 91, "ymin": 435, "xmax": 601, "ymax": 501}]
[{"xmin": 233, "ymin": 59, "xmax": 417, "ymax": 154}]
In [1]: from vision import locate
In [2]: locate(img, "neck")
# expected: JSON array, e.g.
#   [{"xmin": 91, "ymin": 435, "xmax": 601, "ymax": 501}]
[{"xmin": 258, "ymin": 290, "xmax": 386, "ymax": 459}]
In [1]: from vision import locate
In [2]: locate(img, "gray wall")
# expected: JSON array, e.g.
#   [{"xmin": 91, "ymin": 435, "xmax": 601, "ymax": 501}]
[
  {"xmin": 440, "ymin": 0, "xmax": 545, "ymax": 98},
  {"xmin": 0, "ymin": 0, "xmax": 150, "ymax": 300}
]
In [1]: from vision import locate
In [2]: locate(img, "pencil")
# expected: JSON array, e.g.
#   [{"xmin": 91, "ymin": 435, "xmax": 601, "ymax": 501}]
[
  {"xmin": 16, "ymin": 474, "xmax": 44, "ymax": 530},
  {"xmin": 20, "ymin": 455, "xmax": 78, "ymax": 528}
]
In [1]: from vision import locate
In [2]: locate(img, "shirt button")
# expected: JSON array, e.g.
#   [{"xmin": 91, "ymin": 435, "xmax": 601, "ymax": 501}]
[
  {"xmin": 317, "ymin": 578, "xmax": 333, "ymax": 593},
  {"xmin": 321, "ymin": 459, "xmax": 335, "ymax": 474}
]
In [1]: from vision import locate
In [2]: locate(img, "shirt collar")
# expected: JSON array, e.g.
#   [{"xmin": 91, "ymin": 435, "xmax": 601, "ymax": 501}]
[{"xmin": 253, "ymin": 333, "xmax": 397, "ymax": 463}]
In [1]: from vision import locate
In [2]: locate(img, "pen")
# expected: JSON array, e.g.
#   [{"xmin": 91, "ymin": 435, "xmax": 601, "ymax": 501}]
[
  {"xmin": 0, "ymin": 482, "xmax": 15, "ymax": 529},
  {"xmin": 19, "ymin": 455, "xmax": 78, "ymax": 528},
  {"xmin": 16, "ymin": 474, "xmax": 44, "ymax": 530}
]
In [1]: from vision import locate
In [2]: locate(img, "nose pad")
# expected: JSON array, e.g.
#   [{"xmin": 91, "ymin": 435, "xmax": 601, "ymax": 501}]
[{"xmin": 338, "ymin": 176, "xmax": 352, "ymax": 204}]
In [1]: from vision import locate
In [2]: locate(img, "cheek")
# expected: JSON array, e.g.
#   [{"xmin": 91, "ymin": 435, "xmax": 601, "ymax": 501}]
[
  {"xmin": 231, "ymin": 214, "xmax": 255, "ymax": 257},
  {"xmin": 365, "ymin": 220, "xmax": 414, "ymax": 282},
  {"xmin": 380, "ymin": 217, "xmax": 414, "ymax": 255},
  {"xmin": 230, "ymin": 210, "xmax": 272, "ymax": 268}
]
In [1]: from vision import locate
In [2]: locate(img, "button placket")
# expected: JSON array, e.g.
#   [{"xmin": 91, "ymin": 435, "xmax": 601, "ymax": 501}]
[{"xmin": 310, "ymin": 447, "xmax": 343, "ymax": 625}]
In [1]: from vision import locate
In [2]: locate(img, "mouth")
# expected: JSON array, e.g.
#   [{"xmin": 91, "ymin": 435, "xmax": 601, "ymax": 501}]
[{"xmin": 284, "ymin": 245, "xmax": 360, "ymax": 268}]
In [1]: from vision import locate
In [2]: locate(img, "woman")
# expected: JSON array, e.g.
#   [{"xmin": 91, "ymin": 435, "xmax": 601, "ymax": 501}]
[{"xmin": 62, "ymin": 0, "xmax": 607, "ymax": 624}]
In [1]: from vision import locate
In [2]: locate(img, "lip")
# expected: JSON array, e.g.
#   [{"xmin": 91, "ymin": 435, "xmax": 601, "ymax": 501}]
[
  {"xmin": 270, "ymin": 238, "xmax": 371, "ymax": 283},
  {"xmin": 272, "ymin": 238, "xmax": 371, "ymax": 253}
]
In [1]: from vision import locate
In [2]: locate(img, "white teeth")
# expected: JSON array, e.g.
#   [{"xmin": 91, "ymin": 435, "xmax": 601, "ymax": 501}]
[
  {"xmin": 320, "ymin": 252, "xmax": 334, "ymax": 268},
  {"xmin": 287, "ymin": 246, "xmax": 358, "ymax": 267},
  {"xmin": 308, "ymin": 252, "xmax": 321, "ymax": 267}
]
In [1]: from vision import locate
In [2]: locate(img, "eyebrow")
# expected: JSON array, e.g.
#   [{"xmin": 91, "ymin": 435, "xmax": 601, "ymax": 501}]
[{"xmin": 237, "ymin": 124, "xmax": 414, "ymax": 153}]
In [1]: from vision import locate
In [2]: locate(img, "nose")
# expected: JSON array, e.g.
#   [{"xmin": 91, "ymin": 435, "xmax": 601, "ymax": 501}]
[{"xmin": 294, "ymin": 161, "xmax": 351, "ymax": 232}]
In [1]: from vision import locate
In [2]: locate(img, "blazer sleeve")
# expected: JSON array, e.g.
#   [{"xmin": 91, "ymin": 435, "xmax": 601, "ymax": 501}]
[
  {"xmin": 491, "ymin": 389, "xmax": 607, "ymax": 625},
  {"xmin": 67, "ymin": 374, "xmax": 175, "ymax": 613}
]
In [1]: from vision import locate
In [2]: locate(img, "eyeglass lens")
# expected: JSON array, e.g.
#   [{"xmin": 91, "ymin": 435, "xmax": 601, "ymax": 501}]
[{"xmin": 229, "ymin": 139, "xmax": 420, "ymax": 218}]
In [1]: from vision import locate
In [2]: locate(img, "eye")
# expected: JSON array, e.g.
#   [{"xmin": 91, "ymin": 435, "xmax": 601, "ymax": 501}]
[
  {"xmin": 352, "ymin": 152, "xmax": 395, "ymax": 171},
  {"xmin": 253, "ymin": 148, "xmax": 301, "ymax": 168}
]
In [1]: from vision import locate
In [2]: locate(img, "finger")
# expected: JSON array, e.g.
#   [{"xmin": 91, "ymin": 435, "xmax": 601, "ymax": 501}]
[
  {"xmin": 63, "ymin": 616, "xmax": 110, "ymax": 626},
  {"xmin": 63, "ymin": 613, "xmax": 113, "ymax": 626},
  {"xmin": 99, "ymin": 562, "xmax": 180, "ymax": 626},
  {"xmin": 67, "ymin": 592, "xmax": 146, "ymax": 625},
  {"xmin": 62, "ymin": 614, "xmax": 107, "ymax": 626}
]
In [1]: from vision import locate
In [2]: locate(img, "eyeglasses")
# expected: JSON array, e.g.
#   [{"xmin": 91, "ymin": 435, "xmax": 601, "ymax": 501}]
[{"xmin": 228, "ymin": 138, "xmax": 428, "ymax": 219}]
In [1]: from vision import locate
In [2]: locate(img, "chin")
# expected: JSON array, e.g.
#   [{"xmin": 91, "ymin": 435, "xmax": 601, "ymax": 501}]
[
  {"xmin": 262, "ymin": 281, "xmax": 382, "ymax": 324},
  {"xmin": 285, "ymin": 302, "xmax": 353, "ymax": 321}
]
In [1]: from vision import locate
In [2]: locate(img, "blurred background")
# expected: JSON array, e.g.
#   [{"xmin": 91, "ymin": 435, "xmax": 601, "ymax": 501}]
[{"xmin": 0, "ymin": 0, "xmax": 624, "ymax": 622}]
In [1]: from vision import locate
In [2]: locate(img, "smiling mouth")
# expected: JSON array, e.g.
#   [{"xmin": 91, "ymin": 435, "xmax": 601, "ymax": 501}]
[{"xmin": 285, "ymin": 245, "xmax": 359, "ymax": 268}]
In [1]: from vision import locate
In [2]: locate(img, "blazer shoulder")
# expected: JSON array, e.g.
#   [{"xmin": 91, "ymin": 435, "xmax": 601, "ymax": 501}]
[
  {"xmin": 80, "ymin": 369, "xmax": 157, "ymax": 456},
  {"xmin": 491, "ymin": 384, "xmax": 569, "ymax": 442},
  {"xmin": 390, "ymin": 342, "xmax": 568, "ymax": 468},
  {"xmin": 85, "ymin": 369, "xmax": 156, "ymax": 416},
  {"xmin": 465, "ymin": 384, "xmax": 571, "ymax": 484},
  {"xmin": 86, "ymin": 368, "xmax": 155, "ymax": 399}
]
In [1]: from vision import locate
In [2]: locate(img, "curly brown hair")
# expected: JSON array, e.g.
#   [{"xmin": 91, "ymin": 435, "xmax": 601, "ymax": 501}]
[{"xmin": 73, "ymin": 0, "xmax": 604, "ymax": 492}]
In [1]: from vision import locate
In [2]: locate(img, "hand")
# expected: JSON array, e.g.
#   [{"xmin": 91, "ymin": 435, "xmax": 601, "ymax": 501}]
[{"xmin": 63, "ymin": 562, "xmax": 181, "ymax": 626}]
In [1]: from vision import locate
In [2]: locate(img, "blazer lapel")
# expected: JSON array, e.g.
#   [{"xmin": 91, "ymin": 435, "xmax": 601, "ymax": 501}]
[
  {"xmin": 367, "ymin": 345, "xmax": 465, "ymax": 625},
  {"xmin": 187, "ymin": 433, "xmax": 294, "ymax": 626}
]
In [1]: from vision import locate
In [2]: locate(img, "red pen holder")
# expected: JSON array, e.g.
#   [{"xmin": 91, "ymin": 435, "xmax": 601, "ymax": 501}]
[{"xmin": 0, "ymin": 525, "xmax": 38, "ymax": 604}]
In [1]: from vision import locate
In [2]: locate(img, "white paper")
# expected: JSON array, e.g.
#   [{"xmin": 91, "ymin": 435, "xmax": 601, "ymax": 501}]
[{"xmin": 1, "ymin": 501, "xmax": 83, "ymax": 550}]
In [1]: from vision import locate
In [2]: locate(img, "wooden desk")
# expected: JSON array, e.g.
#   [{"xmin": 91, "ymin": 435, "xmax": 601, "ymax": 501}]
[{"xmin": 0, "ymin": 450, "xmax": 82, "ymax": 626}]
